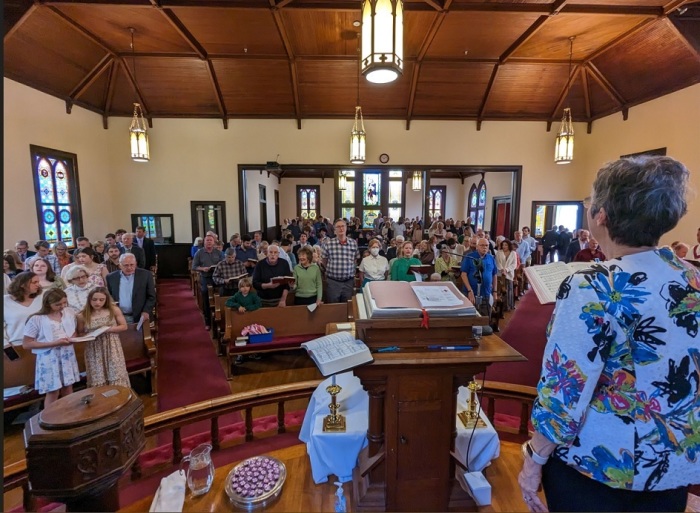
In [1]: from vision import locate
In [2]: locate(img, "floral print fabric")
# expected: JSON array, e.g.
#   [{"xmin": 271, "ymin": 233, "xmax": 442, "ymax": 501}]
[{"xmin": 532, "ymin": 248, "xmax": 700, "ymax": 491}]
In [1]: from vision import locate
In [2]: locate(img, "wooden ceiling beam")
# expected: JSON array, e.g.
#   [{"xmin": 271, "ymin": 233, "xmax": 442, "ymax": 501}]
[
  {"xmin": 4, "ymin": 1, "xmax": 39, "ymax": 43},
  {"xmin": 206, "ymin": 60, "xmax": 228, "ymax": 129},
  {"xmin": 548, "ymin": 64, "xmax": 580, "ymax": 123},
  {"xmin": 423, "ymin": 0, "xmax": 443, "ymax": 12},
  {"xmin": 275, "ymin": 0, "xmax": 295, "ymax": 8},
  {"xmin": 69, "ymin": 54, "xmax": 113, "ymax": 101},
  {"xmin": 270, "ymin": 3, "xmax": 302, "ymax": 128},
  {"xmin": 586, "ymin": 17, "xmax": 656, "ymax": 62},
  {"xmin": 499, "ymin": 15, "xmax": 549, "ymax": 63},
  {"xmin": 581, "ymin": 67, "xmax": 592, "ymax": 133},
  {"xmin": 103, "ymin": 60, "xmax": 117, "ymax": 129},
  {"xmin": 46, "ymin": 5, "xmax": 118, "ymax": 57},
  {"xmin": 407, "ymin": 8, "xmax": 449, "ymax": 129},
  {"xmin": 152, "ymin": 4, "xmax": 208, "ymax": 59},
  {"xmin": 585, "ymin": 62, "xmax": 626, "ymax": 114},
  {"xmin": 663, "ymin": 16, "xmax": 700, "ymax": 64},
  {"xmin": 663, "ymin": 0, "xmax": 694, "ymax": 15},
  {"xmin": 476, "ymin": 63, "xmax": 499, "ymax": 130},
  {"xmin": 119, "ymin": 57, "xmax": 151, "ymax": 117}
]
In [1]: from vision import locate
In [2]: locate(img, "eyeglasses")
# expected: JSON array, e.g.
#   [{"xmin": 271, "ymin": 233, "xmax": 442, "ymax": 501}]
[{"xmin": 75, "ymin": 275, "xmax": 89, "ymax": 281}]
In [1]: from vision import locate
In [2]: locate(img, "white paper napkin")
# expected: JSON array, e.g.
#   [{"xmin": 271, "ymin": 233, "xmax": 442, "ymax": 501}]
[{"xmin": 149, "ymin": 470, "xmax": 187, "ymax": 512}]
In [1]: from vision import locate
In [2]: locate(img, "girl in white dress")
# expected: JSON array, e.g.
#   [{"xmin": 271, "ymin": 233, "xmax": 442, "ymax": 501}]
[{"xmin": 22, "ymin": 289, "xmax": 80, "ymax": 407}]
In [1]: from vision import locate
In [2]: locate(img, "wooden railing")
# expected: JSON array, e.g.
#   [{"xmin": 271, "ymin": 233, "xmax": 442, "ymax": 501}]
[
  {"xmin": 3, "ymin": 379, "xmax": 538, "ymax": 510},
  {"xmin": 480, "ymin": 380, "xmax": 538, "ymax": 436},
  {"xmin": 3, "ymin": 380, "xmax": 322, "ymax": 511}
]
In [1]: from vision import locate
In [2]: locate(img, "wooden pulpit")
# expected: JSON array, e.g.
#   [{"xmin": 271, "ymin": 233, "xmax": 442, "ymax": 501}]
[{"xmin": 347, "ymin": 312, "xmax": 525, "ymax": 512}]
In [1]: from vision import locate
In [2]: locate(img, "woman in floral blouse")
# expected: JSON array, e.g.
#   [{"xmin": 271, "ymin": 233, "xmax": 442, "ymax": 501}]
[{"xmin": 518, "ymin": 156, "xmax": 699, "ymax": 512}]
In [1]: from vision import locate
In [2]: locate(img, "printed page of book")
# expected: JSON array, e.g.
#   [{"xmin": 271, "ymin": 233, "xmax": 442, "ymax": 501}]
[
  {"xmin": 411, "ymin": 283, "xmax": 464, "ymax": 307},
  {"xmin": 524, "ymin": 262, "xmax": 592, "ymax": 304},
  {"xmin": 70, "ymin": 325, "xmax": 111, "ymax": 342},
  {"xmin": 301, "ymin": 331, "xmax": 372, "ymax": 376}
]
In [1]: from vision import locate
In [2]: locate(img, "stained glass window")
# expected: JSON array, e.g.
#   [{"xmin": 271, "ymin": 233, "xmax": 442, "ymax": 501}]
[
  {"xmin": 535, "ymin": 205, "xmax": 546, "ymax": 237},
  {"xmin": 31, "ymin": 147, "xmax": 82, "ymax": 248},
  {"xmin": 297, "ymin": 186, "xmax": 321, "ymax": 220},
  {"xmin": 131, "ymin": 214, "xmax": 174, "ymax": 243},
  {"xmin": 341, "ymin": 181, "xmax": 355, "ymax": 205},
  {"xmin": 363, "ymin": 173, "xmax": 381, "ymax": 206},
  {"xmin": 341, "ymin": 207, "xmax": 355, "ymax": 220},
  {"xmin": 478, "ymin": 180, "xmax": 487, "ymax": 207},
  {"xmin": 363, "ymin": 210, "xmax": 380, "ymax": 229},
  {"xmin": 428, "ymin": 187, "xmax": 446, "ymax": 222},
  {"xmin": 388, "ymin": 181, "xmax": 402, "ymax": 204}
]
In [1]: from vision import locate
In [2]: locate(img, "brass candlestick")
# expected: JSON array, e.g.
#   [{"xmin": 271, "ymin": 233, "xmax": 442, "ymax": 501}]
[
  {"xmin": 458, "ymin": 379, "xmax": 486, "ymax": 429},
  {"xmin": 323, "ymin": 376, "xmax": 346, "ymax": 432}
]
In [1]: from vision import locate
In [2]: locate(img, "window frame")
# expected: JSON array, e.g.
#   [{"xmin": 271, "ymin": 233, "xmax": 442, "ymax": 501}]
[
  {"xmin": 30, "ymin": 145, "xmax": 84, "ymax": 249},
  {"xmin": 296, "ymin": 185, "xmax": 321, "ymax": 221},
  {"xmin": 130, "ymin": 214, "xmax": 175, "ymax": 244},
  {"xmin": 428, "ymin": 186, "xmax": 446, "ymax": 222}
]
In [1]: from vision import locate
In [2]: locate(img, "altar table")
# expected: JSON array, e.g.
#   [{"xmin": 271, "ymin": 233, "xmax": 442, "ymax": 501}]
[{"xmin": 299, "ymin": 372, "xmax": 500, "ymax": 485}]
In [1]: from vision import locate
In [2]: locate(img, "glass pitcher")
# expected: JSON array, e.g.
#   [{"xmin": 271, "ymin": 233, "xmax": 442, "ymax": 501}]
[{"xmin": 180, "ymin": 443, "xmax": 215, "ymax": 496}]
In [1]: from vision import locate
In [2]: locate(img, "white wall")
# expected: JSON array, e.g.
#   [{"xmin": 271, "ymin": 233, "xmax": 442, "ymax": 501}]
[{"xmin": 5, "ymin": 78, "xmax": 699, "ymax": 249}]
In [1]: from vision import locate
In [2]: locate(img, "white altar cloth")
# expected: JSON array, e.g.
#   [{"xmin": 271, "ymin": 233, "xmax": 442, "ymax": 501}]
[{"xmin": 299, "ymin": 372, "xmax": 499, "ymax": 484}]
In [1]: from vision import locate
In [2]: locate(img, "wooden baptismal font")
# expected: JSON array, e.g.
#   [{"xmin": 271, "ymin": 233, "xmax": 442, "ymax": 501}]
[{"xmin": 23, "ymin": 385, "xmax": 145, "ymax": 512}]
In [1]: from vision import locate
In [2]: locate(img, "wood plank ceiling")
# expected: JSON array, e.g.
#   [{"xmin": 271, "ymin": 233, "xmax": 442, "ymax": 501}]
[{"xmin": 4, "ymin": 0, "xmax": 700, "ymax": 132}]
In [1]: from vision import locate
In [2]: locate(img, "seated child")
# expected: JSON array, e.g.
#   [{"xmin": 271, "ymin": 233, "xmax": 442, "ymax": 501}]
[{"xmin": 225, "ymin": 277, "xmax": 262, "ymax": 313}]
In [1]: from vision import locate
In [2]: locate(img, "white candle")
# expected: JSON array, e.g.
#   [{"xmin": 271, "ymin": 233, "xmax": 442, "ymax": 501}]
[{"xmin": 332, "ymin": 374, "xmax": 336, "ymax": 386}]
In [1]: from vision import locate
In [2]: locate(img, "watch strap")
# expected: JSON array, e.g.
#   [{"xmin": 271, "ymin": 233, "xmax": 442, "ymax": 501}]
[{"xmin": 522, "ymin": 441, "xmax": 549, "ymax": 465}]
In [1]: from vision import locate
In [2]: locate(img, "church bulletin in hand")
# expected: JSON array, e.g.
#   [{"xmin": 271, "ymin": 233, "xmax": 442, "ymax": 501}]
[
  {"xmin": 301, "ymin": 331, "xmax": 373, "ymax": 377},
  {"xmin": 524, "ymin": 261, "xmax": 596, "ymax": 304}
]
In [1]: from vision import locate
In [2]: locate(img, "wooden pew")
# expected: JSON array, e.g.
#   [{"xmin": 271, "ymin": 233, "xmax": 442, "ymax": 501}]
[
  {"xmin": 3, "ymin": 322, "xmax": 158, "ymax": 410},
  {"xmin": 223, "ymin": 302, "xmax": 351, "ymax": 379},
  {"xmin": 213, "ymin": 293, "xmax": 232, "ymax": 351}
]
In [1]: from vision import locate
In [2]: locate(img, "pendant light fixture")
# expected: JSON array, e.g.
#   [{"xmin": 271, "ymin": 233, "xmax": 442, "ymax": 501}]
[
  {"xmin": 361, "ymin": 0, "xmax": 404, "ymax": 84},
  {"xmin": 412, "ymin": 170, "xmax": 422, "ymax": 191},
  {"xmin": 350, "ymin": 34, "xmax": 366, "ymax": 164},
  {"xmin": 554, "ymin": 37, "xmax": 575, "ymax": 165},
  {"xmin": 128, "ymin": 27, "xmax": 150, "ymax": 163},
  {"xmin": 338, "ymin": 171, "xmax": 348, "ymax": 191}
]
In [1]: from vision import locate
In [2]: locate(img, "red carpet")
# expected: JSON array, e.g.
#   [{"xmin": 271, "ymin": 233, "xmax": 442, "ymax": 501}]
[{"xmin": 156, "ymin": 279, "xmax": 241, "ymax": 437}]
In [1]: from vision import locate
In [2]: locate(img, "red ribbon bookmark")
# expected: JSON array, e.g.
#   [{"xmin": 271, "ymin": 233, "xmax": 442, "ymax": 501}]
[{"xmin": 420, "ymin": 308, "xmax": 430, "ymax": 330}]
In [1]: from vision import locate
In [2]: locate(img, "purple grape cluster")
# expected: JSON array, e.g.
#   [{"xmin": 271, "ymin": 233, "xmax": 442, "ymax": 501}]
[{"xmin": 230, "ymin": 457, "xmax": 282, "ymax": 498}]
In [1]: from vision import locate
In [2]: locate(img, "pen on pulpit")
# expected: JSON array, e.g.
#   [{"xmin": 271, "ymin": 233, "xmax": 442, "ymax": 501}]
[
  {"xmin": 374, "ymin": 346, "xmax": 400, "ymax": 353},
  {"xmin": 427, "ymin": 345, "xmax": 474, "ymax": 351}
]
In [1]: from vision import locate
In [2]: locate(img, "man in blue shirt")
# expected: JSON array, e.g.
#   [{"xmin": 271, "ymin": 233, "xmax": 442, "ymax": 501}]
[{"xmin": 460, "ymin": 238, "xmax": 498, "ymax": 314}]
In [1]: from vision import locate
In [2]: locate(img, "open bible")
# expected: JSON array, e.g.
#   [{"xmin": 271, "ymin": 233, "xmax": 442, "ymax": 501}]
[
  {"xmin": 524, "ymin": 261, "xmax": 597, "ymax": 304},
  {"xmin": 227, "ymin": 273, "xmax": 249, "ymax": 283},
  {"xmin": 301, "ymin": 331, "xmax": 373, "ymax": 377},
  {"xmin": 359, "ymin": 281, "xmax": 476, "ymax": 319},
  {"xmin": 69, "ymin": 326, "xmax": 111, "ymax": 343}
]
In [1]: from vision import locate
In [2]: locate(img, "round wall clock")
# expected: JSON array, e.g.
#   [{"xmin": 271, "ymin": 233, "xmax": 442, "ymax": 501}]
[{"xmin": 379, "ymin": 153, "xmax": 390, "ymax": 164}]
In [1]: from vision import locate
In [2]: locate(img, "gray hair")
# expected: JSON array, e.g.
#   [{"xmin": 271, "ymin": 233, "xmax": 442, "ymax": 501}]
[
  {"xmin": 119, "ymin": 253, "xmax": 137, "ymax": 264},
  {"xmin": 590, "ymin": 156, "xmax": 689, "ymax": 247},
  {"xmin": 64, "ymin": 264, "xmax": 89, "ymax": 282},
  {"xmin": 225, "ymin": 247, "xmax": 236, "ymax": 256}
]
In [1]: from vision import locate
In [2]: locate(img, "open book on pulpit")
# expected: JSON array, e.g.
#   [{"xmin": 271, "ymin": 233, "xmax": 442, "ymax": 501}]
[
  {"xmin": 301, "ymin": 331, "xmax": 373, "ymax": 377},
  {"xmin": 524, "ymin": 261, "xmax": 599, "ymax": 304},
  {"xmin": 359, "ymin": 281, "xmax": 476, "ymax": 319}
]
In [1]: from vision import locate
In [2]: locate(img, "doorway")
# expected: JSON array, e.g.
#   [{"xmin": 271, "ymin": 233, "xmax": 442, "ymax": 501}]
[
  {"xmin": 259, "ymin": 185, "xmax": 268, "ymax": 235},
  {"xmin": 191, "ymin": 201, "xmax": 227, "ymax": 241},
  {"xmin": 491, "ymin": 196, "xmax": 512, "ymax": 239}
]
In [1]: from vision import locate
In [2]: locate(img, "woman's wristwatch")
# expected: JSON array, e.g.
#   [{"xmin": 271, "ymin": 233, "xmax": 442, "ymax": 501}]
[{"xmin": 522, "ymin": 441, "xmax": 549, "ymax": 465}]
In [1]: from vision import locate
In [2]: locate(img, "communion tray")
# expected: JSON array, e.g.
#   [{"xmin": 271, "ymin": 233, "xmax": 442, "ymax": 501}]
[{"xmin": 225, "ymin": 455, "xmax": 287, "ymax": 510}]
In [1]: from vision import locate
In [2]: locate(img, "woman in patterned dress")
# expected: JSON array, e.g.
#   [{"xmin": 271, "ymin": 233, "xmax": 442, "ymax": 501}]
[
  {"xmin": 22, "ymin": 288, "xmax": 80, "ymax": 407},
  {"xmin": 518, "ymin": 156, "xmax": 699, "ymax": 512},
  {"xmin": 76, "ymin": 287, "xmax": 129, "ymax": 388}
]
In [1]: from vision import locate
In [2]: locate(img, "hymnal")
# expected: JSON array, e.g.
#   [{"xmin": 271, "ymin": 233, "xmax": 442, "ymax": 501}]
[
  {"xmin": 301, "ymin": 331, "xmax": 373, "ymax": 377},
  {"xmin": 69, "ymin": 326, "xmax": 111, "ymax": 343},
  {"xmin": 524, "ymin": 261, "xmax": 598, "ymax": 304},
  {"xmin": 362, "ymin": 281, "xmax": 476, "ymax": 319},
  {"xmin": 227, "ymin": 273, "xmax": 249, "ymax": 283},
  {"xmin": 409, "ymin": 264, "xmax": 433, "ymax": 275},
  {"xmin": 248, "ymin": 258, "xmax": 259, "ymax": 264},
  {"xmin": 270, "ymin": 276, "xmax": 295, "ymax": 285}
]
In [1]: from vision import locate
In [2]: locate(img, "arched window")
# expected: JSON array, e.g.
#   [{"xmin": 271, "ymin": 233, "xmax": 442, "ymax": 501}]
[
  {"xmin": 476, "ymin": 179, "xmax": 487, "ymax": 231},
  {"xmin": 467, "ymin": 184, "xmax": 477, "ymax": 229},
  {"xmin": 31, "ymin": 145, "xmax": 83, "ymax": 248}
]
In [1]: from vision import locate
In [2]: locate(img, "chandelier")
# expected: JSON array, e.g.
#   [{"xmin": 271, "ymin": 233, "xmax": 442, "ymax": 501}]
[
  {"xmin": 128, "ymin": 28, "xmax": 150, "ymax": 163},
  {"xmin": 361, "ymin": 0, "xmax": 404, "ymax": 84},
  {"xmin": 350, "ymin": 33, "xmax": 366, "ymax": 164},
  {"xmin": 554, "ymin": 37, "xmax": 575, "ymax": 164}
]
